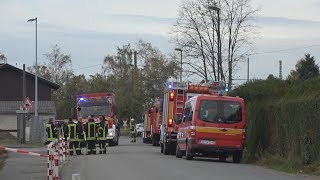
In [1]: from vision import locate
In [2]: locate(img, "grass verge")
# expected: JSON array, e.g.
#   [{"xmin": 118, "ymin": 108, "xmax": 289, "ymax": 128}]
[{"xmin": 253, "ymin": 153, "xmax": 320, "ymax": 175}]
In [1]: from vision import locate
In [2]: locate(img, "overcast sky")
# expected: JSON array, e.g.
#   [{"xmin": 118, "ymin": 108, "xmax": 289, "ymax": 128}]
[{"xmin": 1, "ymin": 0, "xmax": 320, "ymax": 85}]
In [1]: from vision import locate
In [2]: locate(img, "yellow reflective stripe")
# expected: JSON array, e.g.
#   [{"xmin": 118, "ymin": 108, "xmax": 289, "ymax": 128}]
[
  {"xmin": 88, "ymin": 122, "xmax": 96, "ymax": 138},
  {"xmin": 196, "ymin": 127, "xmax": 244, "ymax": 134},
  {"xmin": 68, "ymin": 124, "xmax": 77, "ymax": 140}
]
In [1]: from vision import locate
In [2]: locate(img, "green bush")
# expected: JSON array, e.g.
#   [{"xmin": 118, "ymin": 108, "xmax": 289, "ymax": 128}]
[{"xmin": 232, "ymin": 77, "xmax": 320, "ymax": 168}]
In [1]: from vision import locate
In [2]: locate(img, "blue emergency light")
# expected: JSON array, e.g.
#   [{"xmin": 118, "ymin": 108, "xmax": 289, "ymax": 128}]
[{"xmin": 79, "ymin": 97, "xmax": 84, "ymax": 101}]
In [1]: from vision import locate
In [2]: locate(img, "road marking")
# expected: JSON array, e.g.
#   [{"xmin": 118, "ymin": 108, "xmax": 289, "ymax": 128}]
[{"xmin": 72, "ymin": 173, "xmax": 81, "ymax": 180}]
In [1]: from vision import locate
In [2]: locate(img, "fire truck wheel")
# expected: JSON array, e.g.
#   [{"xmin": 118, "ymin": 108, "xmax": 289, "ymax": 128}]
[
  {"xmin": 171, "ymin": 145, "xmax": 176, "ymax": 156},
  {"xmin": 175, "ymin": 144, "xmax": 183, "ymax": 158},
  {"xmin": 185, "ymin": 144, "xmax": 193, "ymax": 160},
  {"xmin": 160, "ymin": 144, "xmax": 164, "ymax": 153},
  {"xmin": 233, "ymin": 151, "xmax": 242, "ymax": 163},
  {"xmin": 164, "ymin": 142, "xmax": 170, "ymax": 155},
  {"xmin": 219, "ymin": 154, "xmax": 227, "ymax": 162}
]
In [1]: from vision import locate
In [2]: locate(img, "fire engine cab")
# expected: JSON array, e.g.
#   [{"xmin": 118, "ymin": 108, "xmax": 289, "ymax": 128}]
[
  {"xmin": 175, "ymin": 81, "xmax": 246, "ymax": 163},
  {"xmin": 160, "ymin": 82, "xmax": 211, "ymax": 155}
]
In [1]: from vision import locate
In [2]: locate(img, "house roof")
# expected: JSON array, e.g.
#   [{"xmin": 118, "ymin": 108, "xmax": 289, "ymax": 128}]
[
  {"xmin": 0, "ymin": 101, "xmax": 56, "ymax": 114},
  {"xmin": 0, "ymin": 63, "xmax": 60, "ymax": 90}
]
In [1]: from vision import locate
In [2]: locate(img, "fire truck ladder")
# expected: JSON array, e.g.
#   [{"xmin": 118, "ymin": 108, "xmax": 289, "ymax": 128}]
[{"xmin": 176, "ymin": 90, "xmax": 185, "ymax": 116}]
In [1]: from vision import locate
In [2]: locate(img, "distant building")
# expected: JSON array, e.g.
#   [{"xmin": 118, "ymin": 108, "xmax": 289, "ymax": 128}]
[{"xmin": 0, "ymin": 63, "xmax": 59, "ymax": 137}]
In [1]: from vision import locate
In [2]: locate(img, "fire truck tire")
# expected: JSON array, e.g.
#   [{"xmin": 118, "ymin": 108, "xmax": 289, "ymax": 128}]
[
  {"xmin": 164, "ymin": 142, "xmax": 170, "ymax": 155},
  {"xmin": 160, "ymin": 144, "xmax": 164, "ymax": 153},
  {"xmin": 233, "ymin": 151, "xmax": 242, "ymax": 163},
  {"xmin": 219, "ymin": 154, "xmax": 227, "ymax": 162},
  {"xmin": 185, "ymin": 144, "xmax": 193, "ymax": 160},
  {"xmin": 175, "ymin": 144, "xmax": 183, "ymax": 158},
  {"xmin": 171, "ymin": 145, "xmax": 176, "ymax": 155}
]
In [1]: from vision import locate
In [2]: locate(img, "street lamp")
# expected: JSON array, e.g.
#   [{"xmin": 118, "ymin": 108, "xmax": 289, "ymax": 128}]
[
  {"xmin": 208, "ymin": 5, "xmax": 221, "ymax": 81},
  {"xmin": 174, "ymin": 48, "xmax": 183, "ymax": 82},
  {"xmin": 27, "ymin": 17, "xmax": 38, "ymax": 119}
]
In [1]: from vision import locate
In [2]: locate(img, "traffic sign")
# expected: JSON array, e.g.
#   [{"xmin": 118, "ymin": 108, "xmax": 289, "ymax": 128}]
[
  {"xmin": 23, "ymin": 97, "xmax": 33, "ymax": 110},
  {"xmin": 123, "ymin": 120, "xmax": 128, "ymax": 127},
  {"xmin": 16, "ymin": 109, "xmax": 28, "ymax": 114}
]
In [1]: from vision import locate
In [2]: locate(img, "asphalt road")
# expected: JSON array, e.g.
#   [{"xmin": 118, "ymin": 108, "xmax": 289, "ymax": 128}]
[
  {"xmin": 60, "ymin": 136, "xmax": 318, "ymax": 180},
  {"xmin": 0, "ymin": 147, "xmax": 47, "ymax": 180}
]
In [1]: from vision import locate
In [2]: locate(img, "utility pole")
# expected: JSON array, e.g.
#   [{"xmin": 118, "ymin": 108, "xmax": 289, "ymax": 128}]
[
  {"xmin": 279, "ymin": 60, "xmax": 283, "ymax": 79},
  {"xmin": 174, "ymin": 48, "xmax": 183, "ymax": 82},
  {"xmin": 247, "ymin": 57, "xmax": 250, "ymax": 82}
]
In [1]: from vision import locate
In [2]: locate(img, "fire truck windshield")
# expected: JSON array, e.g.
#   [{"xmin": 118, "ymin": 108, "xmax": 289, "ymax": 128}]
[
  {"xmin": 79, "ymin": 105, "xmax": 110, "ymax": 117},
  {"xmin": 198, "ymin": 100, "xmax": 242, "ymax": 123}
]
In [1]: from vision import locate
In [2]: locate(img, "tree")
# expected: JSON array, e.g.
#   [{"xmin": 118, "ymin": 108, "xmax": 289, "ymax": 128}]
[
  {"xmin": 137, "ymin": 40, "xmax": 180, "ymax": 103},
  {"xmin": 0, "ymin": 52, "xmax": 7, "ymax": 63},
  {"xmin": 288, "ymin": 54, "xmax": 319, "ymax": 81},
  {"xmin": 172, "ymin": 0, "xmax": 258, "ymax": 90},
  {"xmin": 103, "ymin": 44, "xmax": 136, "ymax": 120},
  {"xmin": 296, "ymin": 54, "xmax": 319, "ymax": 80},
  {"xmin": 102, "ymin": 40, "xmax": 180, "ymax": 123},
  {"xmin": 267, "ymin": 74, "xmax": 277, "ymax": 80},
  {"xmin": 87, "ymin": 73, "xmax": 111, "ymax": 93},
  {"xmin": 28, "ymin": 45, "xmax": 73, "ymax": 118}
]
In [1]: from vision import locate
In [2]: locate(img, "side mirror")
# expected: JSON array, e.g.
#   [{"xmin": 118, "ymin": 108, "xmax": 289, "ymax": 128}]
[{"xmin": 174, "ymin": 115, "xmax": 182, "ymax": 124}]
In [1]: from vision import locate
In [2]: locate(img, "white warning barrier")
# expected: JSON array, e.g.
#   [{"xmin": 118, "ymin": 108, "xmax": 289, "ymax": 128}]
[
  {"xmin": 47, "ymin": 138, "xmax": 69, "ymax": 180},
  {"xmin": 0, "ymin": 146, "xmax": 48, "ymax": 157}
]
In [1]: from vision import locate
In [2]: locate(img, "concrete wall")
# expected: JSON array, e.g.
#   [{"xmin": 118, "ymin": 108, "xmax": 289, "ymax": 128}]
[
  {"xmin": 0, "ymin": 114, "xmax": 56, "ymax": 138},
  {"xmin": 0, "ymin": 114, "xmax": 16, "ymax": 130}
]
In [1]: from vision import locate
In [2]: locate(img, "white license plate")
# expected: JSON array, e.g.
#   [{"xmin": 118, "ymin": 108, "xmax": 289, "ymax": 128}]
[{"xmin": 200, "ymin": 140, "xmax": 216, "ymax": 145}]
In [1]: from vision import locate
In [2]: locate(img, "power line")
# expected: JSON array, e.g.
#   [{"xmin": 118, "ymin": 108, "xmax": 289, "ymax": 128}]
[
  {"xmin": 72, "ymin": 64, "xmax": 102, "ymax": 70},
  {"xmin": 251, "ymin": 44, "xmax": 320, "ymax": 55}
]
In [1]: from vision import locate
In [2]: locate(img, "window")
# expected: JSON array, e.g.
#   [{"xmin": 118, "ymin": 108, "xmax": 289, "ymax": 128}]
[
  {"xmin": 183, "ymin": 102, "xmax": 193, "ymax": 122},
  {"xmin": 198, "ymin": 100, "xmax": 242, "ymax": 123}
]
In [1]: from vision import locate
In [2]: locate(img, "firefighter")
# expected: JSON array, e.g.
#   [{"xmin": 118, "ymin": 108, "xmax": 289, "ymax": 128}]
[
  {"xmin": 75, "ymin": 118, "xmax": 84, "ymax": 155},
  {"xmin": 130, "ymin": 118, "xmax": 136, "ymax": 143},
  {"xmin": 67, "ymin": 118, "xmax": 79, "ymax": 156},
  {"xmin": 77, "ymin": 118, "xmax": 86, "ymax": 155},
  {"xmin": 60, "ymin": 121, "xmax": 68, "ymax": 141},
  {"xmin": 97, "ymin": 116, "xmax": 108, "ymax": 154},
  {"xmin": 45, "ymin": 118, "xmax": 57, "ymax": 145},
  {"xmin": 85, "ymin": 116, "xmax": 97, "ymax": 155}
]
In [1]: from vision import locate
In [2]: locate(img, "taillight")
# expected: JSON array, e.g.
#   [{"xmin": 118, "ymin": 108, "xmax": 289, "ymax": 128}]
[
  {"xmin": 190, "ymin": 127, "xmax": 196, "ymax": 137},
  {"xmin": 168, "ymin": 119, "xmax": 173, "ymax": 127},
  {"xmin": 169, "ymin": 91, "xmax": 175, "ymax": 101}
]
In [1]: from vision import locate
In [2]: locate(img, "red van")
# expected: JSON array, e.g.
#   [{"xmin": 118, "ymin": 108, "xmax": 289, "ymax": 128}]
[{"xmin": 175, "ymin": 94, "xmax": 246, "ymax": 163}]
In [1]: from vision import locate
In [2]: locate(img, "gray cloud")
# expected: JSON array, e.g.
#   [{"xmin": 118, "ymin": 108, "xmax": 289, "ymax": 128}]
[
  {"xmin": 105, "ymin": 14, "xmax": 176, "ymax": 24},
  {"xmin": 256, "ymin": 16, "xmax": 320, "ymax": 27}
]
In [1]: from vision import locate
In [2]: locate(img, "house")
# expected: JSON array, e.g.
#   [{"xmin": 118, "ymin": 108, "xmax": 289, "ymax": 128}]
[{"xmin": 0, "ymin": 63, "xmax": 59, "ymax": 138}]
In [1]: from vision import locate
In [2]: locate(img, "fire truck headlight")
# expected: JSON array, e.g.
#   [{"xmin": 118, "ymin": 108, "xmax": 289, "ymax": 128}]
[{"xmin": 109, "ymin": 132, "xmax": 113, "ymax": 136}]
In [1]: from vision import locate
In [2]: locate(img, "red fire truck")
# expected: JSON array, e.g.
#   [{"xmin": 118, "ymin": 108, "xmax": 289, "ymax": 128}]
[
  {"xmin": 76, "ymin": 93, "xmax": 120, "ymax": 146},
  {"xmin": 175, "ymin": 82, "xmax": 246, "ymax": 163},
  {"xmin": 160, "ymin": 82, "xmax": 210, "ymax": 155},
  {"xmin": 143, "ymin": 108, "xmax": 152, "ymax": 144},
  {"xmin": 150, "ymin": 98, "xmax": 162, "ymax": 146}
]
